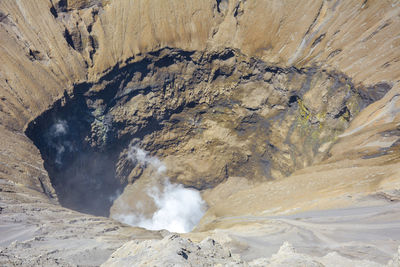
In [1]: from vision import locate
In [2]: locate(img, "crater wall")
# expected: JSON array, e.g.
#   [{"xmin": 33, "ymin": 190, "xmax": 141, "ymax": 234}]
[{"xmin": 0, "ymin": 0, "xmax": 400, "ymax": 266}]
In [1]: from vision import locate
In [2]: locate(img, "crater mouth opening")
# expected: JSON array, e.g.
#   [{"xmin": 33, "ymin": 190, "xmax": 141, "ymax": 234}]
[
  {"xmin": 25, "ymin": 48, "xmax": 389, "ymax": 232},
  {"xmin": 25, "ymin": 93, "xmax": 126, "ymax": 217}
]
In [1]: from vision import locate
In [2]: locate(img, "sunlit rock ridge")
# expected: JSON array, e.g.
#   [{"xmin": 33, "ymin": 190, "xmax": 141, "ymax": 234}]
[{"xmin": 0, "ymin": 0, "xmax": 400, "ymax": 266}]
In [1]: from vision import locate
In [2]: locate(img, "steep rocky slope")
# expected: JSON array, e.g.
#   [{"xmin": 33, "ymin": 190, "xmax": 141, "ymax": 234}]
[{"xmin": 0, "ymin": 0, "xmax": 400, "ymax": 266}]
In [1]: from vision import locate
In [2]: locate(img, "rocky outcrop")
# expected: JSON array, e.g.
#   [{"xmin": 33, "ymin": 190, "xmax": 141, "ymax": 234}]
[
  {"xmin": 25, "ymin": 47, "xmax": 378, "ymax": 217},
  {"xmin": 101, "ymin": 236, "xmax": 399, "ymax": 267},
  {"xmin": 101, "ymin": 234, "xmax": 241, "ymax": 267}
]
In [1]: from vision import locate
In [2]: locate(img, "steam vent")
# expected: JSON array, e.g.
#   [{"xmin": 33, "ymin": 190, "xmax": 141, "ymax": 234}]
[{"xmin": 1, "ymin": 0, "xmax": 400, "ymax": 266}]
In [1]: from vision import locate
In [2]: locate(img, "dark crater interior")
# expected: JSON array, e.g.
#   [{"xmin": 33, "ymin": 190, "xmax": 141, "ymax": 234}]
[{"xmin": 25, "ymin": 48, "xmax": 391, "ymax": 217}]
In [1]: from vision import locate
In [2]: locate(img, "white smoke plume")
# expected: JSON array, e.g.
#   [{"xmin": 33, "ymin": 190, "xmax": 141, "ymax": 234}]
[
  {"xmin": 51, "ymin": 120, "xmax": 68, "ymax": 137},
  {"xmin": 108, "ymin": 188, "xmax": 122, "ymax": 204},
  {"xmin": 112, "ymin": 145, "xmax": 206, "ymax": 233},
  {"xmin": 127, "ymin": 145, "xmax": 167, "ymax": 174},
  {"xmin": 47, "ymin": 120, "xmax": 75, "ymax": 165}
]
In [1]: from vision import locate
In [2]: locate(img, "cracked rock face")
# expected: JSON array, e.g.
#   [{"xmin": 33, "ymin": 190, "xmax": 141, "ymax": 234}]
[
  {"xmin": 1, "ymin": 0, "xmax": 400, "ymax": 266},
  {"xmin": 25, "ymin": 47, "xmax": 380, "ymax": 217}
]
